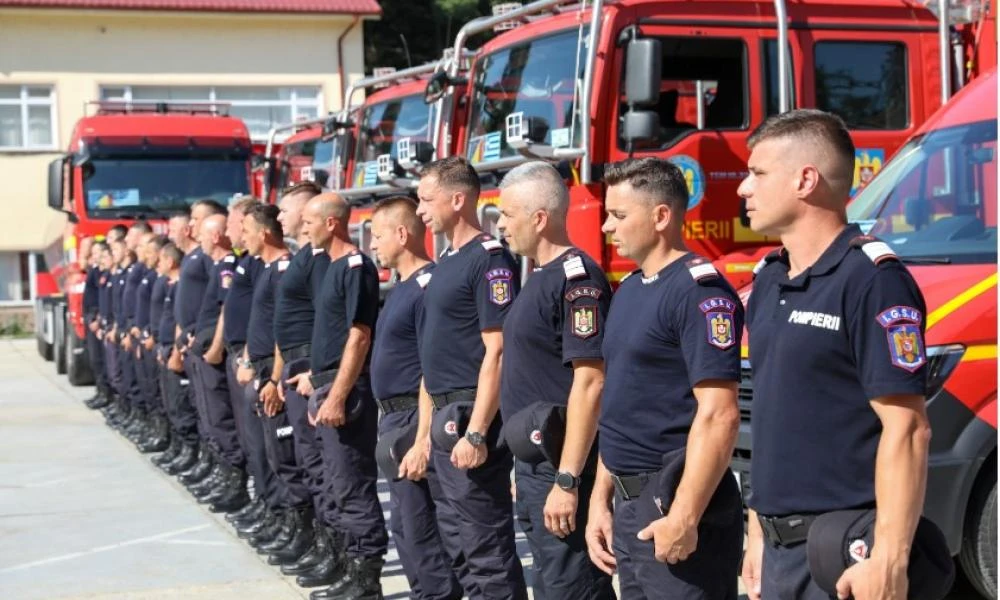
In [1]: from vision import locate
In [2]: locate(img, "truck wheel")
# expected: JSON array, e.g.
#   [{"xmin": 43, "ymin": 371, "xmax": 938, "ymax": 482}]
[
  {"xmin": 36, "ymin": 302, "xmax": 53, "ymax": 361},
  {"xmin": 37, "ymin": 335, "xmax": 53, "ymax": 361},
  {"xmin": 66, "ymin": 325, "xmax": 93, "ymax": 386},
  {"xmin": 53, "ymin": 305, "xmax": 67, "ymax": 375},
  {"xmin": 960, "ymin": 477, "xmax": 997, "ymax": 599}
]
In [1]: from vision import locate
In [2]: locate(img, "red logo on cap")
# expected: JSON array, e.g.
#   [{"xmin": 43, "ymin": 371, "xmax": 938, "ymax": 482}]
[
  {"xmin": 530, "ymin": 430, "xmax": 543, "ymax": 445},
  {"xmin": 444, "ymin": 421, "xmax": 458, "ymax": 436},
  {"xmin": 849, "ymin": 539, "xmax": 869, "ymax": 563}
]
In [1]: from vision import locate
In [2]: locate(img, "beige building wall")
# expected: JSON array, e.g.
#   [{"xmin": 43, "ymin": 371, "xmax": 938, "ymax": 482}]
[{"xmin": 0, "ymin": 7, "xmax": 367, "ymax": 261}]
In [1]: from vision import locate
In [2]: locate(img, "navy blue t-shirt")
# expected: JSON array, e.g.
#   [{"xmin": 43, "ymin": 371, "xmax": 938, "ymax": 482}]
[
  {"xmin": 747, "ymin": 225, "xmax": 928, "ymax": 516},
  {"xmin": 246, "ymin": 253, "xmax": 292, "ymax": 360},
  {"xmin": 97, "ymin": 269, "xmax": 112, "ymax": 322},
  {"xmin": 175, "ymin": 247, "xmax": 212, "ymax": 335},
  {"xmin": 599, "ymin": 255, "xmax": 743, "ymax": 475},
  {"xmin": 419, "ymin": 235, "xmax": 520, "ymax": 395},
  {"xmin": 84, "ymin": 266, "xmax": 101, "ymax": 318},
  {"xmin": 148, "ymin": 275, "xmax": 168, "ymax": 339},
  {"xmin": 223, "ymin": 254, "xmax": 262, "ymax": 346},
  {"xmin": 159, "ymin": 279, "xmax": 178, "ymax": 345},
  {"xmin": 310, "ymin": 251, "xmax": 380, "ymax": 374},
  {"xmin": 111, "ymin": 266, "xmax": 127, "ymax": 327},
  {"xmin": 500, "ymin": 249, "xmax": 611, "ymax": 419},
  {"xmin": 371, "ymin": 263, "xmax": 433, "ymax": 400},
  {"xmin": 195, "ymin": 254, "xmax": 236, "ymax": 333},
  {"xmin": 134, "ymin": 266, "xmax": 154, "ymax": 332},
  {"xmin": 122, "ymin": 262, "xmax": 146, "ymax": 328},
  {"xmin": 274, "ymin": 244, "xmax": 331, "ymax": 352}
]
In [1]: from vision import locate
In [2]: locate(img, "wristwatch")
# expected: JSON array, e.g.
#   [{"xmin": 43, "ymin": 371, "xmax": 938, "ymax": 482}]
[
  {"xmin": 555, "ymin": 471, "xmax": 581, "ymax": 491},
  {"xmin": 465, "ymin": 431, "xmax": 485, "ymax": 447}
]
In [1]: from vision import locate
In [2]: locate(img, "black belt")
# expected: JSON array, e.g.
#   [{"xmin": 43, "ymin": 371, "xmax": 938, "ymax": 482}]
[
  {"xmin": 280, "ymin": 343, "xmax": 311, "ymax": 364},
  {"xmin": 310, "ymin": 368, "xmax": 338, "ymax": 390},
  {"xmin": 251, "ymin": 356, "xmax": 275, "ymax": 375},
  {"xmin": 611, "ymin": 472, "xmax": 656, "ymax": 501},
  {"xmin": 757, "ymin": 513, "xmax": 818, "ymax": 547},
  {"xmin": 430, "ymin": 388, "xmax": 476, "ymax": 409},
  {"xmin": 227, "ymin": 343, "xmax": 245, "ymax": 357},
  {"xmin": 377, "ymin": 394, "xmax": 419, "ymax": 414}
]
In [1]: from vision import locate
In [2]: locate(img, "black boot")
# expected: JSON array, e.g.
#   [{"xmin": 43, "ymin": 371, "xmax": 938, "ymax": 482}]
[
  {"xmin": 124, "ymin": 407, "xmax": 149, "ymax": 441},
  {"xmin": 268, "ymin": 511, "xmax": 316, "ymax": 566},
  {"xmin": 139, "ymin": 415, "xmax": 170, "ymax": 453},
  {"xmin": 227, "ymin": 496, "xmax": 264, "ymax": 525},
  {"xmin": 247, "ymin": 510, "xmax": 286, "ymax": 546},
  {"xmin": 209, "ymin": 470, "xmax": 250, "ymax": 513},
  {"xmin": 189, "ymin": 463, "xmax": 228, "ymax": 497},
  {"xmin": 235, "ymin": 508, "xmax": 276, "ymax": 539},
  {"xmin": 152, "ymin": 434, "xmax": 182, "ymax": 466},
  {"xmin": 282, "ymin": 525, "xmax": 334, "ymax": 576},
  {"xmin": 84, "ymin": 389, "xmax": 110, "ymax": 409},
  {"xmin": 179, "ymin": 448, "xmax": 215, "ymax": 485},
  {"xmin": 295, "ymin": 530, "xmax": 346, "ymax": 588},
  {"xmin": 311, "ymin": 556, "xmax": 383, "ymax": 600},
  {"xmin": 163, "ymin": 443, "xmax": 198, "ymax": 475},
  {"xmin": 258, "ymin": 504, "xmax": 308, "ymax": 554}
]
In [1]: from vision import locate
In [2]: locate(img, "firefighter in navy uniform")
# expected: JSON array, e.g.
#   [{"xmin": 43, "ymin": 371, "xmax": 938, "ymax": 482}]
[
  {"xmin": 415, "ymin": 157, "xmax": 529, "ymax": 600},
  {"xmin": 118, "ymin": 222, "xmax": 152, "ymax": 442},
  {"xmin": 147, "ymin": 241, "xmax": 181, "ymax": 466},
  {"xmin": 495, "ymin": 162, "xmax": 615, "ymax": 600},
  {"xmin": 133, "ymin": 233, "xmax": 171, "ymax": 453},
  {"xmin": 239, "ymin": 203, "xmax": 317, "ymax": 566},
  {"xmin": 290, "ymin": 193, "xmax": 386, "ymax": 600},
  {"xmin": 738, "ymin": 110, "xmax": 935, "ymax": 600},
  {"xmin": 188, "ymin": 213, "xmax": 248, "ymax": 513},
  {"xmin": 368, "ymin": 196, "xmax": 463, "ymax": 600},
  {"xmin": 84, "ymin": 239, "xmax": 112, "ymax": 410},
  {"xmin": 586, "ymin": 158, "xmax": 744, "ymax": 600},
  {"xmin": 106, "ymin": 239, "xmax": 133, "ymax": 429}
]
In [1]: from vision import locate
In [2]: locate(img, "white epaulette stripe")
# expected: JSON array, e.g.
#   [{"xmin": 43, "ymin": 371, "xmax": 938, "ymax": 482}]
[
  {"xmin": 416, "ymin": 272, "xmax": 432, "ymax": 288},
  {"xmin": 312, "ymin": 248, "xmax": 325, "ymax": 256},
  {"xmin": 752, "ymin": 257, "xmax": 769, "ymax": 276},
  {"xmin": 348, "ymin": 254, "xmax": 363, "ymax": 268},
  {"xmin": 277, "ymin": 260, "xmax": 289, "ymax": 272},
  {"xmin": 861, "ymin": 241, "xmax": 895, "ymax": 264},
  {"xmin": 223, "ymin": 255, "xmax": 236, "ymax": 263},
  {"xmin": 688, "ymin": 262, "xmax": 718, "ymax": 280},
  {"xmin": 481, "ymin": 239, "xmax": 502, "ymax": 251},
  {"xmin": 563, "ymin": 255, "xmax": 586, "ymax": 280},
  {"xmin": 236, "ymin": 266, "xmax": 245, "ymax": 275}
]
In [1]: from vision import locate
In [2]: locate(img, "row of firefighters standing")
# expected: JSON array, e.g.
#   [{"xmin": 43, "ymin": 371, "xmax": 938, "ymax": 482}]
[{"xmin": 77, "ymin": 108, "xmax": 950, "ymax": 600}]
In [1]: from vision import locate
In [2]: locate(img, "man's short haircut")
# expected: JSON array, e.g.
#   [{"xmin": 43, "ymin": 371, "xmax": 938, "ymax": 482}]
[
  {"xmin": 373, "ymin": 195, "xmax": 425, "ymax": 239},
  {"xmin": 604, "ymin": 157, "xmax": 690, "ymax": 217},
  {"xmin": 229, "ymin": 195, "xmax": 260, "ymax": 214},
  {"xmin": 148, "ymin": 234, "xmax": 169, "ymax": 251},
  {"xmin": 747, "ymin": 108, "xmax": 855, "ymax": 193},
  {"xmin": 162, "ymin": 242, "xmax": 183, "ymax": 266},
  {"xmin": 107, "ymin": 225, "xmax": 128, "ymax": 241},
  {"xmin": 421, "ymin": 156, "xmax": 481, "ymax": 198},
  {"xmin": 92, "ymin": 240, "xmax": 109, "ymax": 254},
  {"xmin": 499, "ymin": 161, "xmax": 569, "ymax": 221},
  {"xmin": 192, "ymin": 198, "xmax": 228, "ymax": 217},
  {"xmin": 130, "ymin": 220, "xmax": 152, "ymax": 234},
  {"xmin": 246, "ymin": 204, "xmax": 284, "ymax": 240},
  {"xmin": 312, "ymin": 193, "xmax": 350, "ymax": 222},
  {"xmin": 282, "ymin": 180, "xmax": 323, "ymax": 199}
]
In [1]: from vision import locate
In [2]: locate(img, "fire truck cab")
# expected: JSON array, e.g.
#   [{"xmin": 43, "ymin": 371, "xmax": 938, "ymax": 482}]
[
  {"xmin": 38, "ymin": 101, "xmax": 254, "ymax": 385},
  {"xmin": 424, "ymin": 0, "xmax": 995, "ymax": 286}
]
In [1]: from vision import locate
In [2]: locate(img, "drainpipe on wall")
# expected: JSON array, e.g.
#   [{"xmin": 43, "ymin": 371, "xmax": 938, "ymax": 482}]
[{"xmin": 337, "ymin": 15, "xmax": 362, "ymax": 108}]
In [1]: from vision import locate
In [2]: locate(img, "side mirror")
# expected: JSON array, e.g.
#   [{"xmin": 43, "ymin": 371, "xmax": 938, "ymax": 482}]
[
  {"xmin": 625, "ymin": 38, "xmax": 662, "ymax": 106},
  {"xmin": 903, "ymin": 196, "xmax": 929, "ymax": 230},
  {"xmin": 424, "ymin": 71, "xmax": 465, "ymax": 105},
  {"xmin": 47, "ymin": 156, "xmax": 65, "ymax": 212},
  {"xmin": 620, "ymin": 110, "xmax": 660, "ymax": 145}
]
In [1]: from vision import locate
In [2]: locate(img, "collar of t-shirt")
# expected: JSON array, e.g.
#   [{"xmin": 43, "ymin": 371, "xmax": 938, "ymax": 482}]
[{"xmin": 777, "ymin": 224, "xmax": 862, "ymax": 289}]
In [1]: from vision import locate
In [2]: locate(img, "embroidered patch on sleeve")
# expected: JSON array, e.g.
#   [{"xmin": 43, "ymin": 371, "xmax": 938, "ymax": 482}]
[
  {"xmin": 220, "ymin": 270, "xmax": 234, "ymax": 289},
  {"xmin": 571, "ymin": 305, "xmax": 598, "ymax": 338},
  {"xmin": 876, "ymin": 306, "xmax": 926, "ymax": 372},
  {"xmin": 486, "ymin": 268, "xmax": 513, "ymax": 306},
  {"xmin": 699, "ymin": 297, "xmax": 737, "ymax": 349},
  {"xmin": 565, "ymin": 286, "xmax": 601, "ymax": 302}
]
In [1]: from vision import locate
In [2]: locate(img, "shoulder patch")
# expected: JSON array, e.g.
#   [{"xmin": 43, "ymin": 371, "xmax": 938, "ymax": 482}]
[
  {"xmin": 277, "ymin": 260, "xmax": 290, "ymax": 272},
  {"xmin": 850, "ymin": 236, "xmax": 898, "ymax": 265},
  {"xmin": 563, "ymin": 255, "xmax": 587, "ymax": 280},
  {"xmin": 876, "ymin": 306, "xmax": 925, "ymax": 372},
  {"xmin": 416, "ymin": 272, "xmax": 432, "ymax": 289},
  {"xmin": 481, "ymin": 238, "xmax": 503, "ymax": 253},
  {"xmin": 223, "ymin": 255, "xmax": 236, "ymax": 263},
  {"xmin": 348, "ymin": 253, "xmax": 364, "ymax": 268},
  {"xmin": 700, "ymin": 297, "xmax": 737, "ymax": 349},
  {"xmin": 486, "ymin": 268, "xmax": 513, "ymax": 306},
  {"xmin": 220, "ymin": 270, "xmax": 234, "ymax": 289},
  {"xmin": 686, "ymin": 258, "xmax": 719, "ymax": 283},
  {"xmin": 565, "ymin": 286, "xmax": 601, "ymax": 302}
]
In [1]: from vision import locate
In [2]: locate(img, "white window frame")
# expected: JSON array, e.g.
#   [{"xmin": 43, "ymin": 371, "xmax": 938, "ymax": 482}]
[
  {"xmin": 0, "ymin": 85, "xmax": 59, "ymax": 152},
  {"xmin": 100, "ymin": 85, "xmax": 323, "ymax": 140}
]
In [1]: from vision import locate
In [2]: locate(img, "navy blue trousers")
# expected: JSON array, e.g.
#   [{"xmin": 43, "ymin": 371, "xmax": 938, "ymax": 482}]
[
  {"xmin": 314, "ymin": 375, "xmax": 387, "ymax": 559},
  {"xmin": 161, "ymin": 349, "xmax": 199, "ymax": 445},
  {"xmin": 86, "ymin": 326, "xmax": 109, "ymax": 396},
  {"xmin": 381, "ymin": 409, "xmax": 462, "ymax": 600},
  {"xmin": 762, "ymin": 540, "xmax": 835, "ymax": 600},
  {"xmin": 514, "ymin": 460, "xmax": 615, "ymax": 600},
  {"xmin": 196, "ymin": 354, "xmax": 244, "ymax": 470},
  {"xmin": 225, "ymin": 352, "xmax": 284, "ymax": 507}
]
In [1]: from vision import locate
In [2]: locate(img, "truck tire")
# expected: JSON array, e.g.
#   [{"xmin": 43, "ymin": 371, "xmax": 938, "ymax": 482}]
[
  {"xmin": 37, "ymin": 335, "xmax": 53, "ymax": 361},
  {"xmin": 53, "ymin": 305, "xmax": 67, "ymax": 375},
  {"xmin": 36, "ymin": 301, "xmax": 53, "ymax": 361},
  {"xmin": 960, "ymin": 476, "xmax": 997, "ymax": 599},
  {"xmin": 66, "ymin": 324, "xmax": 93, "ymax": 386}
]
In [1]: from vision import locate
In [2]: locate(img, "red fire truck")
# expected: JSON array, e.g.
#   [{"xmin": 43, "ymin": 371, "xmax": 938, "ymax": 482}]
[
  {"xmin": 37, "ymin": 101, "xmax": 254, "ymax": 384},
  {"xmin": 259, "ymin": 115, "xmax": 354, "ymax": 204},
  {"xmin": 732, "ymin": 66, "xmax": 998, "ymax": 598},
  {"xmin": 416, "ymin": 0, "xmax": 994, "ymax": 287}
]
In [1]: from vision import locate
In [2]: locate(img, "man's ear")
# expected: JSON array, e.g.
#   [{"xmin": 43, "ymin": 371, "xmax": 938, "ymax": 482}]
[
  {"xmin": 796, "ymin": 164, "xmax": 821, "ymax": 198},
  {"xmin": 652, "ymin": 203, "xmax": 673, "ymax": 232}
]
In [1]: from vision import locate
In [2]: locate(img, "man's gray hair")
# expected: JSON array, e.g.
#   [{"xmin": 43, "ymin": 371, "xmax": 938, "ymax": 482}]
[{"xmin": 499, "ymin": 161, "xmax": 569, "ymax": 221}]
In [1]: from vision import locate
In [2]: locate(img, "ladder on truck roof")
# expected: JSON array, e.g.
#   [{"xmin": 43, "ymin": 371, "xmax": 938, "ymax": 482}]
[{"xmin": 87, "ymin": 100, "xmax": 232, "ymax": 117}]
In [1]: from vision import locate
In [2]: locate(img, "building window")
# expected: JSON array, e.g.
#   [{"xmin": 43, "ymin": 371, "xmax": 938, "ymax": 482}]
[
  {"xmin": 814, "ymin": 42, "xmax": 908, "ymax": 130},
  {"xmin": 0, "ymin": 251, "xmax": 31, "ymax": 302},
  {"xmin": 0, "ymin": 85, "xmax": 57, "ymax": 150},
  {"xmin": 99, "ymin": 85, "xmax": 323, "ymax": 140}
]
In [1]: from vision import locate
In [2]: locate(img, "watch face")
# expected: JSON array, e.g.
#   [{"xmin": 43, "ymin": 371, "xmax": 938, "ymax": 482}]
[{"xmin": 556, "ymin": 472, "xmax": 578, "ymax": 490}]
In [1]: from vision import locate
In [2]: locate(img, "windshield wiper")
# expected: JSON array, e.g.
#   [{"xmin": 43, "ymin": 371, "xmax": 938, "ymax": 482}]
[
  {"xmin": 899, "ymin": 256, "xmax": 952, "ymax": 265},
  {"xmin": 110, "ymin": 207, "xmax": 166, "ymax": 220}
]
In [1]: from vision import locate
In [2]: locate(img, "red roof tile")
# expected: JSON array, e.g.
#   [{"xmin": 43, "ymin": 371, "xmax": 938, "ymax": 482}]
[{"xmin": 0, "ymin": 0, "xmax": 380, "ymax": 14}]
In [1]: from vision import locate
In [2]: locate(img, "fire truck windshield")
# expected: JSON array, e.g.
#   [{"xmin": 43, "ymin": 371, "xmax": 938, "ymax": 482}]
[
  {"xmin": 466, "ymin": 27, "xmax": 586, "ymax": 165},
  {"xmin": 847, "ymin": 119, "xmax": 998, "ymax": 264},
  {"xmin": 82, "ymin": 157, "xmax": 250, "ymax": 218},
  {"xmin": 352, "ymin": 93, "xmax": 435, "ymax": 187}
]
